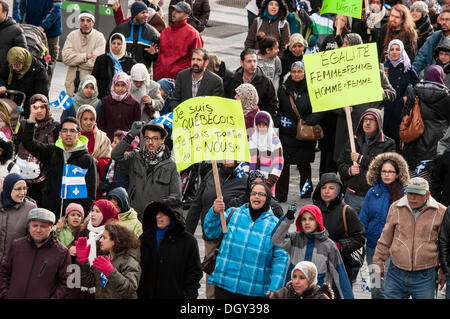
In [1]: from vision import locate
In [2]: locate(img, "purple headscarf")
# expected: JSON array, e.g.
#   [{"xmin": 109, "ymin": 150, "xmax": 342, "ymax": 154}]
[{"xmin": 424, "ymin": 65, "xmax": 446, "ymax": 86}]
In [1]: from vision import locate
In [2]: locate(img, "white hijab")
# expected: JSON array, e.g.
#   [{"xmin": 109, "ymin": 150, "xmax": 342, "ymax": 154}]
[{"xmin": 249, "ymin": 111, "xmax": 276, "ymax": 153}]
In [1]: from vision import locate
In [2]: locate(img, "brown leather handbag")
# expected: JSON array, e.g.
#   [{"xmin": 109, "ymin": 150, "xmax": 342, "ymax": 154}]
[
  {"xmin": 289, "ymin": 95, "xmax": 323, "ymax": 141},
  {"xmin": 399, "ymin": 97, "xmax": 424, "ymax": 144}
]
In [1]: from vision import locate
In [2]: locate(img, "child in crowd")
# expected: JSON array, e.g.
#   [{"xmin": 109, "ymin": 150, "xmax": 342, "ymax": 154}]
[
  {"xmin": 54, "ymin": 203, "xmax": 85, "ymax": 247},
  {"xmin": 271, "ymin": 204, "xmax": 354, "ymax": 299},
  {"xmin": 156, "ymin": 78, "xmax": 175, "ymax": 115}
]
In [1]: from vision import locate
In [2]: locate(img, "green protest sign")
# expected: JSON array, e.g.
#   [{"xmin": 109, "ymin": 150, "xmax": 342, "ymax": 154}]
[
  {"xmin": 172, "ymin": 96, "xmax": 250, "ymax": 171},
  {"xmin": 321, "ymin": 0, "xmax": 363, "ymax": 19},
  {"xmin": 304, "ymin": 42, "xmax": 382, "ymax": 113}
]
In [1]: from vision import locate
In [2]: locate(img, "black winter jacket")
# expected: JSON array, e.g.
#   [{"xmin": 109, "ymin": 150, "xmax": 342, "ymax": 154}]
[
  {"xmin": 415, "ymin": 14, "xmax": 434, "ymax": 52},
  {"xmin": 402, "ymin": 81, "xmax": 450, "ymax": 170},
  {"xmin": 0, "ymin": 17, "xmax": 27, "ymax": 70},
  {"xmin": 21, "ymin": 121, "xmax": 97, "ymax": 220},
  {"xmin": 438, "ymin": 207, "xmax": 450, "ymax": 274},
  {"xmin": 312, "ymin": 173, "xmax": 366, "ymax": 272},
  {"xmin": 337, "ymin": 108, "xmax": 396, "ymax": 197},
  {"xmin": 138, "ymin": 201, "xmax": 203, "ymax": 299}
]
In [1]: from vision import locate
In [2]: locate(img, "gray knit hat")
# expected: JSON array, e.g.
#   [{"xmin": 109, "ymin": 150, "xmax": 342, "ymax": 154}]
[
  {"xmin": 27, "ymin": 208, "xmax": 56, "ymax": 225},
  {"xmin": 410, "ymin": 1, "xmax": 429, "ymax": 15}
]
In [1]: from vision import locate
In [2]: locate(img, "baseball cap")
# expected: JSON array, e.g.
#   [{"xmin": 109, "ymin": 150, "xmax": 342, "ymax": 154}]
[
  {"xmin": 172, "ymin": 1, "xmax": 191, "ymax": 14},
  {"xmin": 405, "ymin": 177, "xmax": 429, "ymax": 195}
]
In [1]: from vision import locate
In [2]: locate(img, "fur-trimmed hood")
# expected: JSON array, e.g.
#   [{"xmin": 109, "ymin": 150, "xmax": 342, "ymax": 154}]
[
  {"xmin": 259, "ymin": 0, "xmax": 289, "ymax": 20},
  {"xmin": 366, "ymin": 152, "xmax": 409, "ymax": 186}
]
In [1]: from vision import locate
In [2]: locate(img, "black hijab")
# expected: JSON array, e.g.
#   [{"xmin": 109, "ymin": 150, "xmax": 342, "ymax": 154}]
[{"xmin": 248, "ymin": 182, "xmax": 271, "ymax": 222}]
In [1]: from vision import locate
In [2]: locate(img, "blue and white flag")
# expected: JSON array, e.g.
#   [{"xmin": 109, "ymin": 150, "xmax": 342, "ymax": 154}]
[
  {"xmin": 300, "ymin": 180, "xmax": 312, "ymax": 197},
  {"xmin": 49, "ymin": 91, "xmax": 74, "ymax": 110},
  {"xmin": 234, "ymin": 162, "xmax": 246, "ymax": 180},
  {"xmin": 153, "ymin": 112, "xmax": 173, "ymax": 129},
  {"xmin": 280, "ymin": 116, "xmax": 293, "ymax": 128},
  {"xmin": 361, "ymin": 277, "xmax": 371, "ymax": 292},
  {"xmin": 61, "ymin": 164, "xmax": 88, "ymax": 199},
  {"xmin": 414, "ymin": 160, "xmax": 431, "ymax": 175},
  {"xmin": 99, "ymin": 272, "xmax": 108, "ymax": 288}
]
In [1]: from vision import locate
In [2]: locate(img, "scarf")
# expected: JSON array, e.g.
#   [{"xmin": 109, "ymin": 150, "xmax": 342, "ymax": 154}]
[
  {"xmin": 73, "ymin": 75, "xmax": 99, "ymax": 112},
  {"xmin": 107, "ymin": 53, "xmax": 123, "ymax": 75},
  {"xmin": 110, "ymin": 71, "xmax": 131, "ymax": 101},
  {"xmin": 140, "ymin": 144, "xmax": 166, "ymax": 171},
  {"xmin": 156, "ymin": 219, "xmax": 173, "ymax": 247},
  {"xmin": 263, "ymin": 3, "xmax": 279, "ymax": 20},
  {"xmin": 249, "ymin": 111, "xmax": 276, "ymax": 153},
  {"xmin": 130, "ymin": 63, "xmax": 151, "ymax": 110},
  {"xmin": 109, "ymin": 33, "xmax": 127, "ymax": 60},
  {"xmin": 387, "ymin": 39, "xmax": 412, "ymax": 72},
  {"xmin": 235, "ymin": 83, "xmax": 259, "ymax": 115},
  {"xmin": 366, "ymin": 4, "xmax": 386, "ymax": 29},
  {"xmin": 248, "ymin": 183, "xmax": 271, "ymax": 222},
  {"xmin": 7, "ymin": 47, "xmax": 32, "ymax": 85},
  {"xmin": 30, "ymin": 94, "xmax": 54, "ymax": 132},
  {"xmin": 87, "ymin": 220, "xmax": 105, "ymax": 266}
]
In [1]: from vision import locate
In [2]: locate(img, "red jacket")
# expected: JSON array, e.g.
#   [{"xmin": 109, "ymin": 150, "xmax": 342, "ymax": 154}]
[
  {"xmin": 0, "ymin": 233, "xmax": 71, "ymax": 299},
  {"xmin": 153, "ymin": 20, "xmax": 204, "ymax": 81}
]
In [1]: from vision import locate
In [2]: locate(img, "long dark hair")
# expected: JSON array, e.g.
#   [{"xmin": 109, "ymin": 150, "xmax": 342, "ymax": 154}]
[
  {"xmin": 381, "ymin": 159, "xmax": 404, "ymax": 203},
  {"xmin": 104, "ymin": 222, "xmax": 140, "ymax": 259}
]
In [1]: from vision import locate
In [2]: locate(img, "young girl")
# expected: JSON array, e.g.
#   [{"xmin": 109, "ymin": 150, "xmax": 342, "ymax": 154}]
[
  {"xmin": 244, "ymin": 111, "xmax": 284, "ymax": 193},
  {"xmin": 99, "ymin": 71, "xmax": 141, "ymax": 141},
  {"xmin": 76, "ymin": 104, "xmax": 111, "ymax": 192},
  {"xmin": 256, "ymin": 32, "xmax": 282, "ymax": 91},
  {"xmin": 54, "ymin": 203, "xmax": 85, "ymax": 247},
  {"xmin": 61, "ymin": 75, "xmax": 102, "ymax": 122},
  {"xmin": 271, "ymin": 204, "xmax": 354, "ymax": 299},
  {"xmin": 272, "ymin": 261, "xmax": 334, "ymax": 299},
  {"xmin": 79, "ymin": 222, "xmax": 141, "ymax": 299}
]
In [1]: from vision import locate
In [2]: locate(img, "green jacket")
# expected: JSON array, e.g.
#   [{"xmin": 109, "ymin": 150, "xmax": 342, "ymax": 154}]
[{"xmin": 120, "ymin": 208, "xmax": 143, "ymax": 238}]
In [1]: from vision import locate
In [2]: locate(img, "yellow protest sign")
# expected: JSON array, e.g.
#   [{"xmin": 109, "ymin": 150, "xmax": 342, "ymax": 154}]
[
  {"xmin": 304, "ymin": 42, "xmax": 383, "ymax": 113},
  {"xmin": 321, "ymin": 0, "xmax": 363, "ymax": 19},
  {"xmin": 172, "ymin": 96, "xmax": 250, "ymax": 171}
]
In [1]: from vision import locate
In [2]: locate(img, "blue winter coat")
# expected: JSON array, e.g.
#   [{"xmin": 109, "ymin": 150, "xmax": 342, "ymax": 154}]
[
  {"xmin": 359, "ymin": 179, "xmax": 392, "ymax": 248},
  {"xmin": 412, "ymin": 30, "xmax": 445, "ymax": 74},
  {"xmin": 383, "ymin": 61, "xmax": 419, "ymax": 138},
  {"xmin": 13, "ymin": 0, "xmax": 62, "ymax": 38},
  {"xmin": 203, "ymin": 204, "xmax": 289, "ymax": 297}
]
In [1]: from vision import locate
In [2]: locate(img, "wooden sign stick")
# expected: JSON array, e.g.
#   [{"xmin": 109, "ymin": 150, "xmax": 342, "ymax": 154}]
[
  {"xmin": 211, "ymin": 160, "xmax": 227, "ymax": 233},
  {"xmin": 344, "ymin": 106, "xmax": 357, "ymax": 166}
]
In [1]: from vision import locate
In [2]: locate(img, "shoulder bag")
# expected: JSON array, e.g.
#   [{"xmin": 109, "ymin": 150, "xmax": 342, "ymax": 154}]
[
  {"xmin": 399, "ymin": 96, "xmax": 424, "ymax": 146},
  {"xmin": 289, "ymin": 95, "xmax": 323, "ymax": 141}
]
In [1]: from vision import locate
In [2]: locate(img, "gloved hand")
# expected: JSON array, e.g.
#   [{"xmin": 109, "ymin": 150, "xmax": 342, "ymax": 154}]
[
  {"xmin": 285, "ymin": 205, "xmax": 297, "ymax": 220},
  {"xmin": 75, "ymin": 237, "xmax": 91, "ymax": 263},
  {"xmin": 93, "ymin": 256, "xmax": 115, "ymax": 276},
  {"xmin": 335, "ymin": 242, "xmax": 342, "ymax": 252},
  {"xmin": 128, "ymin": 121, "xmax": 146, "ymax": 137}
]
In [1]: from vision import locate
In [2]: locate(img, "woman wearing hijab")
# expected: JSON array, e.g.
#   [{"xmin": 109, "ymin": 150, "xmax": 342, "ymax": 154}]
[
  {"xmin": 61, "ymin": 74, "xmax": 102, "ymax": 122},
  {"xmin": 271, "ymin": 204, "xmax": 353, "ymax": 299},
  {"xmin": 272, "ymin": 261, "xmax": 334, "ymax": 299},
  {"xmin": 92, "ymin": 33, "xmax": 136, "ymax": 99},
  {"xmin": 138, "ymin": 198, "xmax": 203, "ymax": 299},
  {"xmin": 383, "ymin": 39, "xmax": 420, "ymax": 149},
  {"xmin": 275, "ymin": 61, "xmax": 317, "ymax": 202},
  {"xmin": 0, "ymin": 173, "xmax": 37, "ymax": 263},
  {"xmin": 129, "ymin": 63, "xmax": 164, "ymax": 122},
  {"xmin": 402, "ymin": 65, "xmax": 450, "ymax": 181},
  {"xmin": 244, "ymin": 0, "xmax": 290, "ymax": 56},
  {"xmin": 99, "ymin": 71, "xmax": 141, "ymax": 141},
  {"xmin": 234, "ymin": 83, "xmax": 260, "ymax": 137},
  {"xmin": 14, "ymin": 94, "xmax": 60, "ymax": 206},
  {"xmin": 204, "ymin": 182, "xmax": 289, "ymax": 298},
  {"xmin": 244, "ymin": 111, "xmax": 284, "ymax": 193},
  {"xmin": 0, "ymin": 47, "xmax": 48, "ymax": 119},
  {"xmin": 76, "ymin": 104, "xmax": 111, "ymax": 193}
]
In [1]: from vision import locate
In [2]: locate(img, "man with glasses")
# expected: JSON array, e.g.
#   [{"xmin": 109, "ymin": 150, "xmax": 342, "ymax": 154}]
[
  {"xmin": 337, "ymin": 108, "xmax": 396, "ymax": 215},
  {"xmin": 21, "ymin": 115, "xmax": 97, "ymax": 222},
  {"xmin": 111, "ymin": 121, "xmax": 181, "ymax": 220}
]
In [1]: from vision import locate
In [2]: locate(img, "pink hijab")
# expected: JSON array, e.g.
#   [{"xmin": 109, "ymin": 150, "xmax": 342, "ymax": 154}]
[{"xmin": 110, "ymin": 71, "xmax": 131, "ymax": 101}]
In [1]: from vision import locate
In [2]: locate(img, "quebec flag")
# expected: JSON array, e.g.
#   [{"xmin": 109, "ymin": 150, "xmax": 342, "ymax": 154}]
[
  {"xmin": 153, "ymin": 112, "xmax": 173, "ymax": 129},
  {"xmin": 49, "ymin": 91, "xmax": 74, "ymax": 110},
  {"xmin": 61, "ymin": 164, "xmax": 88, "ymax": 199}
]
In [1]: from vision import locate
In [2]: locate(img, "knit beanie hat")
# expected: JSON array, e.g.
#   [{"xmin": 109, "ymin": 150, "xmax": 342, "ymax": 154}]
[
  {"xmin": 254, "ymin": 111, "xmax": 271, "ymax": 126},
  {"xmin": 291, "ymin": 261, "xmax": 318, "ymax": 287},
  {"xmin": 410, "ymin": 1, "xmax": 428, "ymax": 15},
  {"xmin": 289, "ymin": 33, "xmax": 307, "ymax": 51},
  {"xmin": 157, "ymin": 78, "xmax": 175, "ymax": 95},
  {"xmin": 131, "ymin": 1, "xmax": 148, "ymax": 20},
  {"xmin": 65, "ymin": 202, "xmax": 85, "ymax": 219},
  {"xmin": 424, "ymin": 65, "xmax": 445, "ymax": 86}
]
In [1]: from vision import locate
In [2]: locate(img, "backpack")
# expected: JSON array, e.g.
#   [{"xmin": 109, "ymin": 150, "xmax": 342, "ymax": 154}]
[{"xmin": 19, "ymin": 24, "xmax": 49, "ymax": 70}]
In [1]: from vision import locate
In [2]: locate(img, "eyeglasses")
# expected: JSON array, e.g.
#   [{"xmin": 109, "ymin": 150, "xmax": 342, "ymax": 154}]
[
  {"xmin": 9, "ymin": 63, "xmax": 22, "ymax": 69},
  {"xmin": 364, "ymin": 118, "xmax": 377, "ymax": 123},
  {"xmin": 13, "ymin": 186, "xmax": 28, "ymax": 192},
  {"xmin": 144, "ymin": 136, "xmax": 161, "ymax": 142},
  {"xmin": 61, "ymin": 128, "xmax": 78, "ymax": 134},
  {"xmin": 381, "ymin": 170, "xmax": 397, "ymax": 176},
  {"xmin": 250, "ymin": 191, "xmax": 267, "ymax": 197}
]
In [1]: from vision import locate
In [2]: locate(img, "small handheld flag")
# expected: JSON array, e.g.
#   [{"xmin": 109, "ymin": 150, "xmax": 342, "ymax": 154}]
[
  {"xmin": 61, "ymin": 164, "xmax": 88, "ymax": 199},
  {"xmin": 49, "ymin": 91, "xmax": 74, "ymax": 110},
  {"xmin": 280, "ymin": 116, "xmax": 293, "ymax": 128},
  {"xmin": 300, "ymin": 180, "xmax": 312, "ymax": 197},
  {"xmin": 361, "ymin": 277, "xmax": 371, "ymax": 292},
  {"xmin": 153, "ymin": 112, "xmax": 173, "ymax": 129},
  {"xmin": 414, "ymin": 160, "xmax": 431, "ymax": 175},
  {"xmin": 234, "ymin": 162, "xmax": 246, "ymax": 180}
]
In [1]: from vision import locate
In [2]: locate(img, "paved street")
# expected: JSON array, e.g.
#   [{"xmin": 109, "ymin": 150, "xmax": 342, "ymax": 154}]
[{"xmin": 44, "ymin": 0, "xmax": 445, "ymax": 300}]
